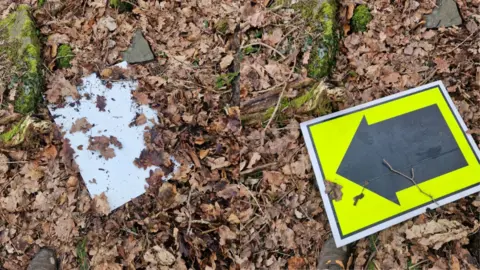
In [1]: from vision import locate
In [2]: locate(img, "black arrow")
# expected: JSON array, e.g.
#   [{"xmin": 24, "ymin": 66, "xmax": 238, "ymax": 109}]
[{"xmin": 337, "ymin": 104, "xmax": 468, "ymax": 205}]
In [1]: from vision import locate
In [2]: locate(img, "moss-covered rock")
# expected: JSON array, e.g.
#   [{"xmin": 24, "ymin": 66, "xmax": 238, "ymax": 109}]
[
  {"xmin": 0, "ymin": 5, "xmax": 42, "ymax": 114},
  {"xmin": 351, "ymin": 5, "xmax": 372, "ymax": 32},
  {"xmin": 292, "ymin": 0, "xmax": 339, "ymax": 80},
  {"xmin": 110, "ymin": 0, "xmax": 134, "ymax": 12},
  {"xmin": 56, "ymin": 44, "xmax": 74, "ymax": 69}
]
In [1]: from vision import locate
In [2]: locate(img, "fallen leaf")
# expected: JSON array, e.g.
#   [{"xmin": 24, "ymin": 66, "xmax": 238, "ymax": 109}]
[
  {"xmin": 42, "ymin": 145, "xmax": 58, "ymax": 160},
  {"xmin": 208, "ymin": 157, "xmax": 230, "ymax": 170},
  {"xmin": 220, "ymin": 54, "xmax": 234, "ymax": 70},
  {"xmin": 70, "ymin": 117, "xmax": 93, "ymax": 133},
  {"xmin": 135, "ymin": 113, "xmax": 147, "ymax": 126},
  {"xmin": 132, "ymin": 91, "xmax": 151, "ymax": 105},
  {"xmin": 434, "ymin": 57, "xmax": 450, "ymax": 73},
  {"xmin": 96, "ymin": 95, "xmax": 107, "ymax": 111},
  {"xmin": 347, "ymin": 3, "xmax": 355, "ymax": 19},
  {"xmin": 92, "ymin": 192, "xmax": 110, "ymax": 215},
  {"xmin": 263, "ymin": 27, "xmax": 283, "ymax": 46},
  {"xmin": 218, "ymin": 225, "xmax": 236, "ymax": 245},
  {"xmin": 88, "ymin": 136, "xmax": 116, "ymax": 160},
  {"xmin": 0, "ymin": 153, "xmax": 9, "ymax": 175},
  {"xmin": 246, "ymin": 152, "xmax": 261, "ymax": 169},
  {"xmin": 288, "ymin": 257, "xmax": 305, "ymax": 270},
  {"xmin": 45, "ymin": 73, "xmax": 79, "ymax": 103},
  {"xmin": 383, "ymin": 72, "xmax": 401, "ymax": 84},
  {"xmin": 405, "ymin": 219, "xmax": 473, "ymax": 249},
  {"xmin": 450, "ymin": 255, "xmax": 460, "ymax": 270},
  {"xmin": 325, "ymin": 180, "xmax": 343, "ymax": 201}
]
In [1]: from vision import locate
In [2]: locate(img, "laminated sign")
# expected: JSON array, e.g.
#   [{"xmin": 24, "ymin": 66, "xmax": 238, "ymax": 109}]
[{"xmin": 300, "ymin": 81, "xmax": 480, "ymax": 247}]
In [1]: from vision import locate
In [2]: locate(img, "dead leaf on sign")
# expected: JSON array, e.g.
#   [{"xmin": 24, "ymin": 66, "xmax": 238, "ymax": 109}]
[{"xmin": 325, "ymin": 180, "xmax": 343, "ymax": 201}]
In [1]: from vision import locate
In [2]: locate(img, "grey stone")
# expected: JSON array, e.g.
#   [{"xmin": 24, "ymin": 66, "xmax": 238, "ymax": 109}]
[
  {"xmin": 426, "ymin": 0, "xmax": 462, "ymax": 29},
  {"xmin": 123, "ymin": 29, "xmax": 154, "ymax": 63}
]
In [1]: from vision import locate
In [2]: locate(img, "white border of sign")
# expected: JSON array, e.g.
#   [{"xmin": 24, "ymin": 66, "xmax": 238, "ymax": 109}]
[{"xmin": 300, "ymin": 81, "xmax": 480, "ymax": 247}]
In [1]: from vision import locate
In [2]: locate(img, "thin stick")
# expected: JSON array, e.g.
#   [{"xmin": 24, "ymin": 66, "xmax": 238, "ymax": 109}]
[
  {"xmin": 240, "ymin": 162, "xmax": 277, "ymax": 175},
  {"xmin": 186, "ymin": 186, "xmax": 193, "ymax": 235},
  {"xmin": 263, "ymin": 58, "xmax": 296, "ymax": 131},
  {"xmin": 382, "ymin": 159, "xmax": 438, "ymax": 205},
  {"xmin": 241, "ymin": 42, "xmax": 287, "ymax": 59},
  {"xmin": 242, "ymin": 184, "xmax": 266, "ymax": 217},
  {"xmin": 439, "ymin": 31, "xmax": 477, "ymax": 55}
]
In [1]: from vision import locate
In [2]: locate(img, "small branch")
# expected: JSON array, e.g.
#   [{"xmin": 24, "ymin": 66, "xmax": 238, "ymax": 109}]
[
  {"xmin": 382, "ymin": 159, "xmax": 438, "ymax": 205},
  {"xmin": 186, "ymin": 186, "xmax": 193, "ymax": 235},
  {"xmin": 241, "ymin": 42, "xmax": 287, "ymax": 59},
  {"xmin": 240, "ymin": 162, "xmax": 276, "ymax": 175},
  {"xmin": 439, "ymin": 31, "xmax": 478, "ymax": 55},
  {"xmin": 263, "ymin": 58, "xmax": 297, "ymax": 131}
]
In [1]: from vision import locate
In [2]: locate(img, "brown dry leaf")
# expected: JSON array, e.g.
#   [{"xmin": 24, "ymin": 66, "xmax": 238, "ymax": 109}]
[
  {"xmin": 287, "ymin": 257, "xmax": 305, "ymax": 270},
  {"xmin": 383, "ymin": 72, "xmax": 401, "ymax": 84},
  {"xmin": 60, "ymin": 138, "xmax": 78, "ymax": 172},
  {"xmin": 70, "ymin": 117, "xmax": 93, "ymax": 133},
  {"xmin": 263, "ymin": 28, "xmax": 283, "ymax": 46},
  {"xmin": 0, "ymin": 153, "xmax": 9, "ymax": 175},
  {"xmin": 100, "ymin": 68, "xmax": 113, "ymax": 78},
  {"xmin": 246, "ymin": 152, "xmax": 261, "ymax": 169},
  {"xmin": 132, "ymin": 91, "xmax": 151, "ymax": 105},
  {"xmin": 434, "ymin": 57, "xmax": 450, "ymax": 73},
  {"xmin": 45, "ymin": 73, "xmax": 80, "ymax": 103},
  {"xmin": 109, "ymin": 136, "xmax": 122, "ymax": 149},
  {"xmin": 92, "ymin": 192, "xmax": 110, "ymax": 216},
  {"xmin": 42, "ymin": 145, "xmax": 58, "ymax": 160},
  {"xmin": 93, "ymin": 263, "xmax": 122, "ymax": 270},
  {"xmin": 217, "ymin": 184, "xmax": 241, "ymax": 199},
  {"xmin": 88, "ymin": 136, "xmax": 116, "ymax": 160},
  {"xmin": 347, "ymin": 3, "xmax": 355, "ymax": 19},
  {"xmin": 218, "ymin": 225, "xmax": 236, "ymax": 245},
  {"xmin": 450, "ymin": 255, "xmax": 460, "ymax": 270},
  {"xmin": 96, "ymin": 95, "xmax": 107, "ymax": 111},
  {"xmin": 324, "ymin": 180, "xmax": 343, "ymax": 201},
  {"xmin": 199, "ymin": 149, "xmax": 209, "ymax": 159},
  {"xmin": 220, "ymin": 54, "xmax": 234, "ymax": 70},
  {"xmin": 135, "ymin": 113, "xmax": 147, "ymax": 126},
  {"xmin": 134, "ymin": 149, "xmax": 163, "ymax": 169},
  {"xmin": 54, "ymin": 213, "xmax": 76, "ymax": 239},
  {"xmin": 405, "ymin": 219, "xmax": 473, "ymax": 249},
  {"xmin": 208, "ymin": 157, "xmax": 230, "ymax": 170}
]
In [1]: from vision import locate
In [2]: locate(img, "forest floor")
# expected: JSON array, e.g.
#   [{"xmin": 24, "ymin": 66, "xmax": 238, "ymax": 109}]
[{"xmin": 0, "ymin": 0, "xmax": 479, "ymax": 269}]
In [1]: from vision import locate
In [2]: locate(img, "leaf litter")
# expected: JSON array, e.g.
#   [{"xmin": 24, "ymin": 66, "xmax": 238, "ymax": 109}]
[{"xmin": 0, "ymin": 0, "xmax": 480, "ymax": 269}]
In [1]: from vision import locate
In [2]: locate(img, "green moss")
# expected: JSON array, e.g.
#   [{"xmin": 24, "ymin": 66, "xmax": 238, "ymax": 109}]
[
  {"xmin": 110, "ymin": 0, "xmax": 134, "ymax": 12},
  {"xmin": 215, "ymin": 19, "xmax": 229, "ymax": 35},
  {"xmin": 215, "ymin": 72, "xmax": 239, "ymax": 89},
  {"xmin": 56, "ymin": 44, "xmax": 74, "ymax": 69},
  {"xmin": 0, "ymin": 5, "xmax": 43, "ymax": 114},
  {"xmin": 243, "ymin": 45, "xmax": 259, "ymax": 55},
  {"xmin": 38, "ymin": 0, "xmax": 46, "ymax": 7},
  {"xmin": 292, "ymin": 0, "xmax": 338, "ymax": 80},
  {"xmin": 258, "ymin": 82, "xmax": 332, "ymax": 123},
  {"xmin": 351, "ymin": 5, "xmax": 372, "ymax": 32},
  {"xmin": 0, "ymin": 116, "xmax": 31, "ymax": 145}
]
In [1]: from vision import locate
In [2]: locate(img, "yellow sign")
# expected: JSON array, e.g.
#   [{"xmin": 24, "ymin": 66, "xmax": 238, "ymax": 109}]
[{"xmin": 301, "ymin": 81, "xmax": 480, "ymax": 247}]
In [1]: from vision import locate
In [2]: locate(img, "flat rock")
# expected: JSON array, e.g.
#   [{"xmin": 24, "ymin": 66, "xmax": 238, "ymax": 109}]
[
  {"xmin": 123, "ymin": 29, "xmax": 154, "ymax": 63},
  {"xmin": 426, "ymin": 0, "xmax": 462, "ymax": 29}
]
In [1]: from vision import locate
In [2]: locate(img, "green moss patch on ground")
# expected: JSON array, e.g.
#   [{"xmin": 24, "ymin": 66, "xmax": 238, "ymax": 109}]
[
  {"xmin": 56, "ymin": 44, "xmax": 74, "ymax": 68},
  {"xmin": 351, "ymin": 5, "xmax": 372, "ymax": 32}
]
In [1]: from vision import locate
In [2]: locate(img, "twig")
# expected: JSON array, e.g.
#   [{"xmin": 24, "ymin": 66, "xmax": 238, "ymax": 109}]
[
  {"xmin": 439, "ymin": 31, "xmax": 478, "ymax": 55},
  {"xmin": 186, "ymin": 186, "xmax": 193, "ymax": 235},
  {"xmin": 275, "ymin": 26, "xmax": 299, "ymax": 50},
  {"xmin": 365, "ymin": 250, "xmax": 377, "ymax": 269},
  {"xmin": 408, "ymin": 260, "xmax": 429, "ymax": 269},
  {"xmin": 263, "ymin": 58, "xmax": 297, "ymax": 131},
  {"xmin": 242, "ymin": 184, "xmax": 266, "ymax": 217},
  {"xmin": 382, "ymin": 159, "xmax": 438, "ymax": 205},
  {"xmin": 240, "ymin": 162, "xmax": 276, "ymax": 175},
  {"xmin": 241, "ymin": 42, "xmax": 287, "ymax": 59}
]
